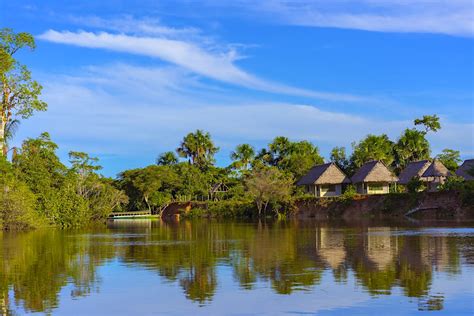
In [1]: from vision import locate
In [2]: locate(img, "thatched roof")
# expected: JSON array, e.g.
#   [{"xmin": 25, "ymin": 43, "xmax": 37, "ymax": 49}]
[
  {"xmin": 456, "ymin": 159, "xmax": 474, "ymax": 181},
  {"xmin": 297, "ymin": 162, "xmax": 351, "ymax": 186},
  {"xmin": 421, "ymin": 160, "xmax": 451, "ymax": 178},
  {"xmin": 351, "ymin": 160, "xmax": 398, "ymax": 183},
  {"xmin": 398, "ymin": 160, "xmax": 431, "ymax": 185}
]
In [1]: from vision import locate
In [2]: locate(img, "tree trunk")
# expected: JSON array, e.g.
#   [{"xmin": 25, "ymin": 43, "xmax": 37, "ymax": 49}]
[{"xmin": 0, "ymin": 116, "xmax": 5, "ymax": 157}]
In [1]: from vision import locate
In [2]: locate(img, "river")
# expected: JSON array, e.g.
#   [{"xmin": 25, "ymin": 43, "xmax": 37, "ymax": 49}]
[{"xmin": 1, "ymin": 219, "xmax": 473, "ymax": 315}]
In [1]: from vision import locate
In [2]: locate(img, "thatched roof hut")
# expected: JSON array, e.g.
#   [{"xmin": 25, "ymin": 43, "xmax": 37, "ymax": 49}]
[
  {"xmin": 297, "ymin": 162, "xmax": 351, "ymax": 186},
  {"xmin": 398, "ymin": 160, "xmax": 431, "ymax": 185},
  {"xmin": 421, "ymin": 160, "xmax": 451, "ymax": 178},
  {"xmin": 351, "ymin": 160, "xmax": 398, "ymax": 184},
  {"xmin": 456, "ymin": 159, "xmax": 474, "ymax": 181}
]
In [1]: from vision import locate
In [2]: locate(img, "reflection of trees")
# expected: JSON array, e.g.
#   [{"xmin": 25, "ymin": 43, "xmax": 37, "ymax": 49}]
[
  {"xmin": 0, "ymin": 221, "xmax": 468, "ymax": 312},
  {"xmin": 0, "ymin": 229, "xmax": 115, "ymax": 313}
]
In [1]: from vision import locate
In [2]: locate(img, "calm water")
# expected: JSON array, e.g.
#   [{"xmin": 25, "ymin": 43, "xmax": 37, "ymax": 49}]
[{"xmin": 1, "ymin": 220, "xmax": 474, "ymax": 315}]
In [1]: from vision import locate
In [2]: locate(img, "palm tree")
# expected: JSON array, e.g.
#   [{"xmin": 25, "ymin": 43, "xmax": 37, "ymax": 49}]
[
  {"xmin": 176, "ymin": 130, "xmax": 219, "ymax": 168},
  {"xmin": 230, "ymin": 144, "xmax": 255, "ymax": 170},
  {"xmin": 351, "ymin": 134, "xmax": 395, "ymax": 168},
  {"xmin": 2, "ymin": 119, "xmax": 20, "ymax": 156},
  {"xmin": 156, "ymin": 151, "xmax": 179, "ymax": 166},
  {"xmin": 394, "ymin": 128, "xmax": 431, "ymax": 171}
]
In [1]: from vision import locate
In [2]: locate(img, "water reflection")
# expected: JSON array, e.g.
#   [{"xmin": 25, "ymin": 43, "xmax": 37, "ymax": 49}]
[{"xmin": 1, "ymin": 220, "xmax": 473, "ymax": 314}]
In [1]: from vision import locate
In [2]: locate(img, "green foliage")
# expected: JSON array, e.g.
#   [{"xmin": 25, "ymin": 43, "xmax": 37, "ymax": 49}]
[
  {"xmin": 350, "ymin": 134, "xmax": 395, "ymax": 168},
  {"xmin": 156, "ymin": 151, "xmax": 179, "ymax": 166},
  {"xmin": 244, "ymin": 166, "xmax": 294, "ymax": 216},
  {"xmin": 255, "ymin": 137, "xmax": 323, "ymax": 180},
  {"xmin": 230, "ymin": 143, "xmax": 255, "ymax": 171},
  {"xmin": 393, "ymin": 129, "xmax": 431, "ymax": 171},
  {"xmin": 0, "ymin": 158, "xmax": 39, "ymax": 230},
  {"xmin": 406, "ymin": 177, "xmax": 426, "ymax": 193},
  {"xmin": 414, "ymin": 114, "xmax": 441, "ymax": 133},
  {"xmin": 176, "ymin": 129, "xmax": 219, "ymax": 169},
  {"xmin": 330, "ymin": 146, "xmax": 350, "ymax": 173},
  {"xmin": 341, "ymin": 184, "xmax": 357, "ymax": 200},
  {"xmin": 438, "ymin": 176, "xmax": 465, "ymax": 192},
  {"xmin": 436, "ymin": 149, "xmax": 461, "ymax": 172},
  {"xmin": 1, "ymin": 29, "xmax": 47, "ymax": 156}
]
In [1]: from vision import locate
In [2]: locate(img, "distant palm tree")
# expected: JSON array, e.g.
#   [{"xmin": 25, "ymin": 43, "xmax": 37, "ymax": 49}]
[
  {"xmin": 156, "ymin": 151, "xmax": 179, "ymax": 166},
  {"xmin": 2, "ymin": 119, "xmax": 20, "ymax": 156},
  {"xmin": 394, "ymin": 128, "xmax": 431, "ymax": 170},
  {"xmin": 230, "ymin": 144, "xmax": 255, "ymax": 170},
  {"xmin": 176, "ymin": 130, "xmax": 219, "ymax": 168}
]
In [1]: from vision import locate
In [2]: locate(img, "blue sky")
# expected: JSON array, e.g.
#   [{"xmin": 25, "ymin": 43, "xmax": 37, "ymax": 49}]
[{"xmin": 2, "ymin": 0, "xmax": 473, "ymax": 176}]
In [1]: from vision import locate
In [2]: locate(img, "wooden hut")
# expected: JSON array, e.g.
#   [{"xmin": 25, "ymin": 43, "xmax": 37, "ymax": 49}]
[
  {"xmin": 456, "ymin": 159, "xmax": 474, "ymax": 181},
  {"xmin": 351, "ymin": 160, "xmax": 398, "ymax": 194},
  {"xmin": 296, "ymin": 162, "xmax": 351, "ymax": 197},
  {"xmin": 208, "ymin": 182, "xmax": 229, "ymax": 201},
  {"xmin": 421, "ymin": 160, "xmax": 451, "ymax": 191},
  {"xmin": 398, "ymin": 160, "xmax": 431, "ymax": 186}
]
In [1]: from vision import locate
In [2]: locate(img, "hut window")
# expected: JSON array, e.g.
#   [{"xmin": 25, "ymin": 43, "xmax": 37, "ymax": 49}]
[
  {"xmin": 369, "ymin": 184, "xmax": 384, "ymax": 192},
  {"xmin": 322, "ymin": 185, "xmax": 336, "ymax": 192}
]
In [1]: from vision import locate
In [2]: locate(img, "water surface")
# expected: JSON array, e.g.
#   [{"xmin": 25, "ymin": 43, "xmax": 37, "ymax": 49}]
[{"xmin": 1, "ymin": 219, "xmax": 473, "ymax": 315}]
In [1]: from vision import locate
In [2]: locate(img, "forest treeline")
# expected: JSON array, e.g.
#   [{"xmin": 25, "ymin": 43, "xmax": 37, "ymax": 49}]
[{"xmin": 0, "ymin": 29, "xmax": 471, "ymax": 229}]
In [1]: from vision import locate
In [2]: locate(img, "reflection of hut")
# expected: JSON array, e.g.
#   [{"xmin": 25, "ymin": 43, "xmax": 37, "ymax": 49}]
[
  {"xmin": 297, "ymin": 162, "xmax": 351, "ymax": 197},
  {"xmin": 421, "ymin": 160, "xmax": 451, "ymax": 191},
  {"xmin": 316, "ymin": 227, "xmax": 346, "ymax": 269},
  {"xmin": 208, "ymin": 183, "xmax": 229, "ymax": 201},
  {"xmin": 366, "ymin": 227, "xmax": 397, "ymax": 270},
  {"xmin": 456, "ymin": 159, "xmax": 474, "ymax": 181},
  {"xmin": 398, "ymin": 160, "xmax": 431, "ymax": 186},
  {"xmin": 351, "ymin": 161, "xmax": 398, "ymax": 194}
]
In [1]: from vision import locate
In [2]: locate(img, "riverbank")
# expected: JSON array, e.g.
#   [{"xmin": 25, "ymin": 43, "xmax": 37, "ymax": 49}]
[{"xmin": 160, "ymin": 189, "xmax": 474, "ymax": 221}]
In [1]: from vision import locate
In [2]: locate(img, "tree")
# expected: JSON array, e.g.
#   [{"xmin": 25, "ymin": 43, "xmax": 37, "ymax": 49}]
[
  {"xmin": 414, "ymin": 115, "xmax": 441, "ymax": 133},
  {"xmin": 157, "ymin": 151, "xmax": 179, "ymax": 166},
  {"xmin": 176, "ymin": 130, "xmax": 219, "ymax": 169},
  {"xmin": 350, "ymin": 134, "xmax": 395, "ymax": 168},
  {"xmin": 244, "ymin": 166, "xmax": 293, "ymax": 216},
  {"xmin": 2, "ymin": 119, "xmax": 19, "ymax": 156},
  {"xmin": 330, "ymin": 146, "xmax": 349, "ymax": 172},
  {"xmin": 1, "ymin": 28, "xmax": 47, "ymax": 156},
  {"xmin": 436, "ymin": 149, "xmax": 461, "ymax": 172},
  {"xmin": 255, "ymin": 137, "xmax": 323, "ymax": 179},
  {"xmin": 68, "ymin": 151, "xmax": 102, "ymax": 198},
  {"xmin": 230, "ymin": 144, "xmax": 255, "ymax": 171},
  {"xmin": 393, "ymin": 128, "xmax": 431, "ymax": 171},
  {"xmin": 278, "ymin": 140, "xmax": 324, "ymax": 179}
]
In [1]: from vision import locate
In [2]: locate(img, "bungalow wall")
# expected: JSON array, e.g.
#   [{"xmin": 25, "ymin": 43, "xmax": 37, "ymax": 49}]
[
  {"xmin": 305, "ymin": 184, "xmax": 342, "ymax": 197},
  {"xmin": 355, "ymin": 182, "xmax": 390, "ymax": 195}
]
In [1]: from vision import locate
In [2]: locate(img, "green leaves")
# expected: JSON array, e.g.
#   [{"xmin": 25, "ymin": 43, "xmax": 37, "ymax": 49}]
[
  {"xmin": 351, "ymin": 134, "xmax": 395, "ymax": 168},
  {"xmin": 177, "ymin": 130, "xmax": 219, "ymax": 169},
  {"xmin": 414, "ymin": 114, "xmax": 441, "ymax": 133},
  {"xmin": 1, "ymin": 29, "xmax": 47, "ymax": 156}
]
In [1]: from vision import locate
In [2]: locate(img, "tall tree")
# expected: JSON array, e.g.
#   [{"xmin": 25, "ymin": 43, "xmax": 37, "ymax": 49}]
[
  {"xmin": 436, "ymin": 149, "xmax": 461, "ymax": 172},
  {"xmin": 278, "ymin": 140, "xmax": 324, "ymax": 179},
  {"xmin": 1, "ymin": 29, "xmax": 47, "ymax": 156},
  {"xmin": 230, "ymin": 144, "xmax": 255, "ymax": 171},
  {"xmin": 157, "ymin": 151, "xmax": 179, "ymax": 166},
  {"xmin": 330, "ymin": 146, "xmax": 349, "ymax": 172},
  {"xmin": 414, "ymin": 114, "xmax": 441, "ymax": 133},
  {"xmin": 393, "ymin": 128, "xmax": 431, "ymax": 171},
  {"xmin": 176, "ymin": 130, "xmax": 219, "ymax": 169},
  {"xmin": 350, "ymin": 134, "xmax": 394, "ymax": 168}
]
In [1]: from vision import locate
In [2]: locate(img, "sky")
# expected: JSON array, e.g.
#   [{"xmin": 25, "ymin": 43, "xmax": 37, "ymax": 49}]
[{"xmin": 1, "ymin": 0, "xmax": 473, "ymax": 177}]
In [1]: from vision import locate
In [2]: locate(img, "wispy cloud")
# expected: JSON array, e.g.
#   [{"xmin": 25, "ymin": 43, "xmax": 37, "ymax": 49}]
[
  {"xmin": 17, "ymin": 63, "xmax": 473, "ymax": 176},
  {"xmin": 38, "ymin": 29, "xmax": 363, "ymax": 102},
  {"xmin": 205, "ymin": 0, "xmax": 474, "ymax": 37}
]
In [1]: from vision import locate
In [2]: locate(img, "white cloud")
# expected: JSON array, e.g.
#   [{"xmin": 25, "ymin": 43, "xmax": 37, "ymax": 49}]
[
  {"xmin": 38, "ymin": 29, "xmax": 363, "ymax": 102},
  {"xmin": 205, "ymin": 0, "xmax": 474, "ymax": 37},
  {"xmin": 15, "ymin": 63, "xmax": 473, "ymax": 175}
]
